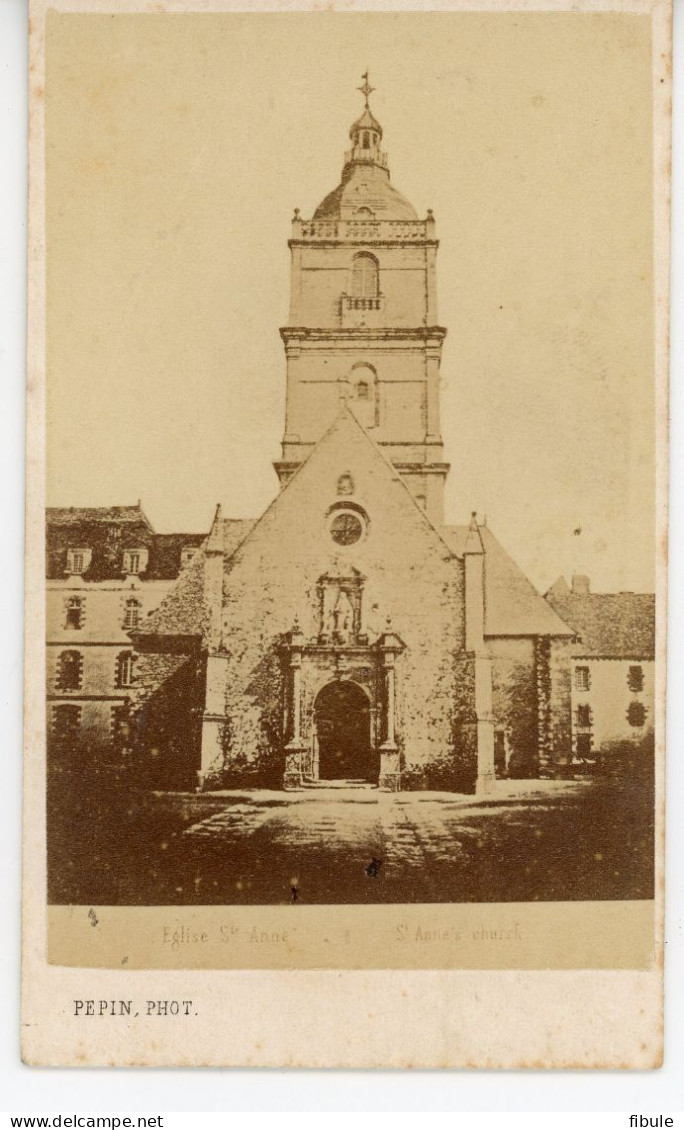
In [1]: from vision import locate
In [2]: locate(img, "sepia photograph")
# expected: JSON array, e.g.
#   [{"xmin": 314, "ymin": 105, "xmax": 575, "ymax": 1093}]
[
  {"xmin": 18, "ymin": 0, "xmax": 672, "ymax": 1073},
  {"xmin": 41, "ymin": 10, "xmax": 659, "ymax": 915}
]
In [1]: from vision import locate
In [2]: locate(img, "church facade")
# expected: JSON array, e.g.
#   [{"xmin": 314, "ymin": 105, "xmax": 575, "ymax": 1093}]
[{"xmin": 133, "ymin": 82, "xmax": 576, "ymax": 793}]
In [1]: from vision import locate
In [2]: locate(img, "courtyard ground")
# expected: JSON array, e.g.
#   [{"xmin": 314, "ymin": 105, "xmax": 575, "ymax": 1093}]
[{"xmin": 48, "ymin": 770, "xmax": 654, "ymax": 905}]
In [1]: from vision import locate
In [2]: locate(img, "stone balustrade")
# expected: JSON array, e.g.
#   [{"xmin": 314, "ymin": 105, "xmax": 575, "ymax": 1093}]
[{"xmin": 297, "ymin": 218, "xmax": 430, "ymax": 242}]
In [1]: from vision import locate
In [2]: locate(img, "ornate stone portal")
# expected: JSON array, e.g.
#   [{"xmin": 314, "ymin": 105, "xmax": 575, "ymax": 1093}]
[{"xmin": 282, "ymin": 578, "xmax": 404, "ymax": 790}]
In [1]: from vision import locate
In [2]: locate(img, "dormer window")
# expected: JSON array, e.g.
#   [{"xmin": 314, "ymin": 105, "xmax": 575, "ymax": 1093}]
[
  {"xmin": 123, "ymin": 547, "xmax": 148, "ymax": 576},
  {"xmin": 66, "ymin": 548, "xmax": 91, "ymax": 575},
  {"xmin": 181, "ymin": 546, "xmax": 197, "ymax": 567}
]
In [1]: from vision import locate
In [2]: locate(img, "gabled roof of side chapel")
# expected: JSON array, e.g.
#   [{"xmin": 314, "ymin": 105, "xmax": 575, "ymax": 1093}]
[{"xmin": 138, "ymin": 406, "xmax": 573, "ymax": 642}]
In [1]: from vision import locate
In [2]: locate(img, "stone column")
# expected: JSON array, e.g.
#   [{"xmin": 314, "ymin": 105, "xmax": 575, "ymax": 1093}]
[
  {"xmin": 198, "ymin": 651, "xmax": 230, "ymax": 791},
  {"xmin": 284, "ymin": 619, "xmax": 307, "ymax": 789},
  {"xmin": 535, "ymin": 636, "xmax": 553, "ymax": 778},
  {"xmin": 425, "ymin": 347, "xmax": 442, "ymax": 442},
  {"xmin": 464, "ymin": 515, "xmax": 496, "ymax": 795},
  {"xmin": 384, "ymin": 655, "xmax": 396, "ymax": 746},
  {"xmin": 378, "ymin": 621, "xmax": 404, "ymax": 791}
]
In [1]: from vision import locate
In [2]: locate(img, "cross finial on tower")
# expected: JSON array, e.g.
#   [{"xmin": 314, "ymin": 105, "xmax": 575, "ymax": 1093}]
[{"xmin": 357, "ymin": 70, "xmax": 375, "ymax": 107}]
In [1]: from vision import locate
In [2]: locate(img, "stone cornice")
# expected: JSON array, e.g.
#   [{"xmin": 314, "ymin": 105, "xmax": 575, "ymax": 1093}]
[{"xmin": 280, "ymin": 326, "xmax": 447, "ymax": 344}]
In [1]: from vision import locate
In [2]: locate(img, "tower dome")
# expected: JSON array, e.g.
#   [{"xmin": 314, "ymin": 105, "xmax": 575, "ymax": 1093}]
[{"xmin": 313, "ymin": 73, "xmax": 418, "ymax": 222}]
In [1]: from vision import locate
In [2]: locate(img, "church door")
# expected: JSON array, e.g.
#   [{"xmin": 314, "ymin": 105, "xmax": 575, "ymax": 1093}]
[{"xmin": 314, "ymin": 681, "xmax": 375, "ymax": 782}]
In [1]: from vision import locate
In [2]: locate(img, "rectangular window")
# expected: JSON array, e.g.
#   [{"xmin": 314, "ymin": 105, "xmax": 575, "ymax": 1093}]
[
  {"xmin": 627, "ymin": 702, "xmax": 646, "ymax": 727},
  {"xmin": 627, "ymin": 665, "xmax": 644, "ymax": 693},
  {"xmin": 575, "ymin": 666, "xmax": 590, "ymax": 691},
  {"xmin": 65, "ymin": 598, "xmax": 84, "ymax": 630},
  {"xmin": 576, "ymin": 704, "xmax": 591, "ymax": 727},
  {"xmin": 67, "ymin": 548, "xmax": 92, "ymax": 575},
  {"xmin": 111, "ymin": 704, "xmax": 132, "ymax": 747},
  {"xmin": 52, "ymin": 704, "xmax": 81, "ymax": 740},
  {"xmin": 57, "ymin": 650, "xmax": 83, "ymax": 691},
  {"xmin": 116, "ymin": 652, "xmax": 134, "ymax": 688},
  {"xmin": 128, "ymin": 552, "xmax": 140, "ymax": 574},
  {"xmin": 123, "ymin": 600, "xmax": 141, "ymax": 629}
]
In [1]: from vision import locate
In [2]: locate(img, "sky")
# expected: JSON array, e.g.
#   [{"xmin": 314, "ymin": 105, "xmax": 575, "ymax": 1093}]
[{"xmin": 45, "ymin": 10, "xmax": 656, "ymax": 593}]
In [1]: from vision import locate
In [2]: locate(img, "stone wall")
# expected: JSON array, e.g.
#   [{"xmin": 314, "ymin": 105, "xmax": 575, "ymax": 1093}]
[
  {"xmin": 133, "ymin": 648, "xmax": 205, "ymax": 788},
  {"xmin": 210, "ymin": 415, "xmax": 466, "ymax": 789},
  {"xmin": 490, "ymin": 636, "xmax": 539, "ymax": 777},
  {"xmin": 549, "ymin": 638, "xmax": 573, "ymax": 771}
]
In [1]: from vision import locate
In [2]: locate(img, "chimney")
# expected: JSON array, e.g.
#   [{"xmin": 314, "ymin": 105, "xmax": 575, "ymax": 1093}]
[{"xmin": 571, "ymin": 574, "xmax": 590, "ymax": 595}]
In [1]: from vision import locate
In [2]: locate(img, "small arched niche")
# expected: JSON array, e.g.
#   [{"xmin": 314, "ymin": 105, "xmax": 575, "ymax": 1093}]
[{"xmin": 345, "ymin": 363, "xmax": 378, "ymax": 429}]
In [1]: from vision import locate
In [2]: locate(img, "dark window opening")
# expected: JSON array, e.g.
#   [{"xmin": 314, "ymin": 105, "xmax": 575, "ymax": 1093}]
[
  {"xmin": 65, "ymin": 598, "xmax": 83, "ymax": 630},
  {"xmin": 52, "ymin": 704, "xmax": 81, "ymax": 742},
  {"xmin": 57, "ymin": 650, "xmax": 82, "ymax": 691}
]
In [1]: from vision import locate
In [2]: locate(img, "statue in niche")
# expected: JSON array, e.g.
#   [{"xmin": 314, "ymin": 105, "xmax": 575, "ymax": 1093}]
[
  {"xmin": 317, "ymin": 570, "xmax": 365, "ymax": 645},
  {"xmin": 330, "ymin": 589, "xmax": 355, "ymax": 643}
]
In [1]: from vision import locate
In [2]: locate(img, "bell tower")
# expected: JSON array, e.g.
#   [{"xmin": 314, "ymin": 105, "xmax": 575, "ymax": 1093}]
[{"xmin": 275, "ymin": 74, "xmax": 450, "ymax": 525}]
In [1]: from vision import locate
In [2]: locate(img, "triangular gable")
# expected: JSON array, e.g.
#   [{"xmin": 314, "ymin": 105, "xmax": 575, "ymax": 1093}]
[{"xmin": 223, "ymin": 405, "xmax": 458, "ymax": 572}]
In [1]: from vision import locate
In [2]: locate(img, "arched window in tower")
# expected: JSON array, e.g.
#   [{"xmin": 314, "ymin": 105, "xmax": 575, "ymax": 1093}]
[
  {"xmin": 346, "ymin": 364, "xmax": 377, "ymax": 430},
  {"xmin": 362, "ymin": 130, "xmax": 370, "ymax": 149},
  {"xmin": 351, "ymin": 253, "xmax": 379, "ymax": 299}
]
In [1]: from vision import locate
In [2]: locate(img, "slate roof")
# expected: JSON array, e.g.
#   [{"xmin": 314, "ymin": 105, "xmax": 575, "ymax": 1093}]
[
  {"xmin": 45, "ymin": 506, "xmax": 206, "ymax": 581},
  {"xmin": 136, "ymin": 519, "xmax": 256, "ymax": 638},
  {"xmin": 134, "ymin": 544, "xmax": 210, "ymax": 640},
  {"xmin": 441, "ymin": 525, "xmax": 575, "ymax": 638},
  {"xmin": 545, "ymin": 579, "xmax": 655, "ymax": 659},
  {"xmin": 147, "ymin": 533, "xmax": 206, "ymax": 580}
]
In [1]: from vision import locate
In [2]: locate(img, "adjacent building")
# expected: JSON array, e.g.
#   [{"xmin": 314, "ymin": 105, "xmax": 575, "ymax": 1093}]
[
  {"xmin": 46, "ymin": 504, "xmax": 205, "ymax": 759},
  {"xmin": 545, "ymin": 575, "xmax": 655, "ymax": 762}
]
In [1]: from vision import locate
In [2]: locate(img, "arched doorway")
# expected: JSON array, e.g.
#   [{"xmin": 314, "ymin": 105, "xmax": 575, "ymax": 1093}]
[{"xmin": 314, "ymin": 681, "xmax": 376, "ymax": 782}]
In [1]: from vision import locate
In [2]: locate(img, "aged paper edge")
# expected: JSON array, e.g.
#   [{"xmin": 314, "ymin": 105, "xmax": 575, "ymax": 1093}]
[{"xmin": 22, "ymin": 0, "xmax": 670, "ymax": 1068}]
